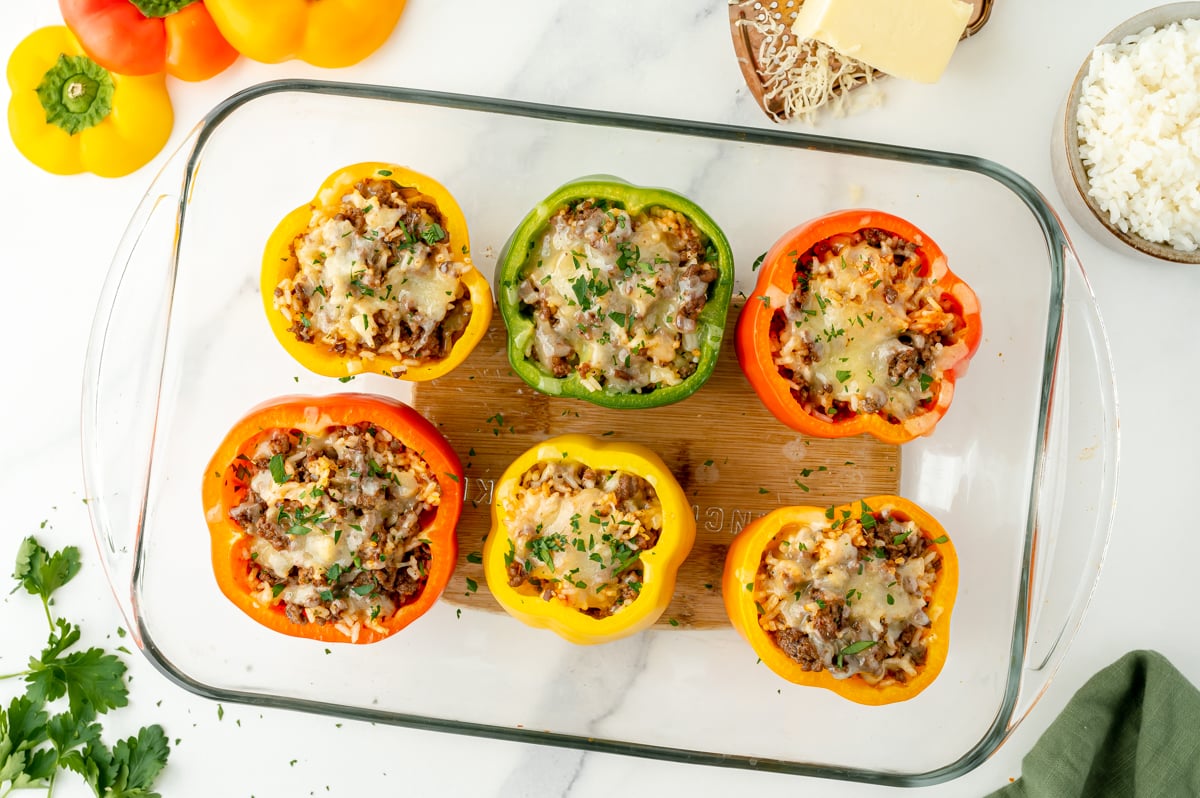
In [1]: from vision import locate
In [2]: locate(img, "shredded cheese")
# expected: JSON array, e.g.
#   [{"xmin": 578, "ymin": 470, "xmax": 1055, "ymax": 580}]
[{"xmin": 732, "ymin": 0, "xmax": 877, "ymax": 121}]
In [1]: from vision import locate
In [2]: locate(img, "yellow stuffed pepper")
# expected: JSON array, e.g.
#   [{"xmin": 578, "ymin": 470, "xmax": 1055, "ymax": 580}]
[
  {"xmin": 723, "ymin": 496, "xmax": 958, "ymax": 705},
  {"xmin": 7, "ymin": 26, "xmax": 172, "ymax": 177},
  {"xmin": 205, "ymin": 0, "xmax": 405, "ymax": 67},
  {"xmin": 262, "ymin": 162, "xmax": 492, "ymax": 382},
  {"xmin": 482, "ymin": 434, "xmax": 695, "ymax": 645}
]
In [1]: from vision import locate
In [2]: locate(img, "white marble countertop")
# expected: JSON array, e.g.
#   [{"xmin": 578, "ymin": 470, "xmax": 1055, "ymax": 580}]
[{"xmin": 2, "ymin": 1, "xmax": 1198, "ymax": 795}]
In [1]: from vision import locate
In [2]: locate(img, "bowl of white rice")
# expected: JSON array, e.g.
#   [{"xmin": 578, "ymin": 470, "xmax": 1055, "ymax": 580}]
[{"xmin": 1052, "ymin": 3, "xmax": 1200, "ymax": 264}]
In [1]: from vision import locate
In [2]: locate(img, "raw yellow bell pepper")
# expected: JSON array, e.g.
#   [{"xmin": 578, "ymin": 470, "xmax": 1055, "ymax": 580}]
[
  {"xmin": 482, "ymin": 434, "xmax": 696, "ymax": 645},
  {"xmin": 262, "ymin": 161, "xmax": 492, "ymax": 382},
  {"xmin": 7, "ymin": 26, "xmax": 173, "ymax": 177},
  {"xmin": 204, "ymin": 0, "xmax": 405, "ymax": 67}
]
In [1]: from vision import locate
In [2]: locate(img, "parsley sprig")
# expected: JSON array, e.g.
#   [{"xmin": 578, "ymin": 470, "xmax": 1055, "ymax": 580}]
[{"xmin": 2, "ymin": 536, "xmax": 170, "ymax": 797}]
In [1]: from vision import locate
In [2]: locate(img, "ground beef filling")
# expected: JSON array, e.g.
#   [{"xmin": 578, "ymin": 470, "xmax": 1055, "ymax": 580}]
[
  {"xmin": 227, "ymin": 423, "xmax": 442, "ymax": 639},
  {"xmin": 772, "ymin": 227, "xmax": 962, "ymax": 423},
  {"xmin": 502, "ymin": 460, "xmax": 662, "ymax": 617},
  {"xmin": 754, "ymin": 509, "xmax": 943, "ymax": 685},
  {"xmin": 274, "ymin": 177, "xmax": 473, "ymax": 371},
  {"xmin": 517, "ymin": 198, "xmax": 718, "ymax": 393}
]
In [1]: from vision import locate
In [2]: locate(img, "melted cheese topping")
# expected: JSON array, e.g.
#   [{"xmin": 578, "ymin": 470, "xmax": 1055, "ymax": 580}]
[
  {"xmin": 502, "ymin": 461, "xmax": 662, "ymax": 615},
  {"xmin": 517, "ymin": 201, "xmax": 715, "ymax": 394},
  {"xmin": 275, "ymin": 181, "xmax": 472, "ymax": 373},
  {"xmin": 774, "ymin": 230, "xmax": 961, "ymax": 421},
  {"xmin": 228, "ymin": 425, "xmax": 441, "ymax": 641},
  {"xmin": 755, "ymin": 509, "xmax": 941, "ymax": 683}
]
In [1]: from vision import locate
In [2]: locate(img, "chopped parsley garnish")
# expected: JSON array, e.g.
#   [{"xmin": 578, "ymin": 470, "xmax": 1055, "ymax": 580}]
[
  {"xmin": 268, "ymin": 454, "xmax": 287, "ymax": 484},
  {"xmin": 421, "ymin": 222, "xmax": 447, "ymax": 245}
]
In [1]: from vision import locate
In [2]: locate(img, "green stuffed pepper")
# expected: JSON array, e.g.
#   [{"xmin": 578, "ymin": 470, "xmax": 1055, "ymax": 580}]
[{"xmin": 495, "ymin": 176, "xmax": 735, "ymax": 409}]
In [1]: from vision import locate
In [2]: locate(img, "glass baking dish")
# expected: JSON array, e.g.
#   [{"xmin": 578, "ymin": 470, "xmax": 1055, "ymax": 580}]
[{"xmin": 81, "ymin": 80, "xmax": 1118, "ymax": 786}]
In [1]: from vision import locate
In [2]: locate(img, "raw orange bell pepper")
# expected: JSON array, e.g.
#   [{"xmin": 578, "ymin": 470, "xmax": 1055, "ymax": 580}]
[
  {"xmin": 736, "ymin": 210, "xmax": 981, "ymax": 443},
  {"xmin": 204, "ymin": 0, "xmax": 405, "ymax": 67},
  {"xmin": 202, "ymin": 394, "xmax": 463, "ymax": 644},
  {"xmin": 59, "ymin": 0, "xmax": 238, "ymax": 81},
  {"xmin": 482, "ymin": 434, "xmax": 695, "ymax": 645},
  {"xmin": 7, "ymin": 26, "xmax": 172, "ymax": 177},
  {"xmin": 722, "ymin": 496, "xmax": 958, "ymax": 705},
  {"xmin": 262, "ymin": 162, "xmax": 492, "ymax": 382}
]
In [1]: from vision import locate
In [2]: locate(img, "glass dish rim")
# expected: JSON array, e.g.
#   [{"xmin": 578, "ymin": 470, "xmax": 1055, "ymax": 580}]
[{"xmin": 98, "ymin": 78, "xmax": 1078, "ymax": 786}]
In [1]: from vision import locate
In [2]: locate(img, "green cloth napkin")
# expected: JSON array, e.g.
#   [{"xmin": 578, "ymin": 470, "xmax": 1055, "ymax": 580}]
[{"xmin": 990, "ymin": 650, "xmax": 1200, "ymax": 797}]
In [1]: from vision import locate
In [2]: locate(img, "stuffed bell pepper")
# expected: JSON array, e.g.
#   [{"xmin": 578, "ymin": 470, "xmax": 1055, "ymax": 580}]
[
  {"xmin": 723, "ymin": 496, "xmax": 958, "ymax": 705},
  {"xmin": 495, "ymin": 177, "xmax": 735, "ymax": 409},
  {"xmin": 7, "ymin": 26, "xmax": 173, "ymax": 177},
  {"xmin": 482, "ymin": 434, "xmax": 695, "ymax": 644},
  {"xmin": 59, "ymin": 0, "xmax": 238, "ymax": 81},
  {"xmin": 262, "ymin": 162, "xmax": 492, "ymax": 381},
  {"xmin": 737, "ymin": 210, "xmax": 981, "ymax": 443},
  {"xmin": 202, "ymin": 394, "xmax": 463, "ymax": 644}
]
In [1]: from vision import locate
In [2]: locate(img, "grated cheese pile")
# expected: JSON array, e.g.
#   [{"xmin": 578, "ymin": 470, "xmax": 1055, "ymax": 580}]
[{"xmin": 732, "ymin": 0, "xmax": 876, "ymax": 121}]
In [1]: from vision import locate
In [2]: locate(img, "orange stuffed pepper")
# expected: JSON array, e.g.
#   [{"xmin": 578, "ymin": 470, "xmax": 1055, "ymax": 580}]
[
  {"xmin": 202, "ymin": 394, "xmax": 462, "ymax": 644},
  {"xmin": 723, "ymin": 496, "xmax": 958, "ymax": 705},
  {"xmin": 737, "ymin": 210, "xmax": 981, "ymax": 443}
]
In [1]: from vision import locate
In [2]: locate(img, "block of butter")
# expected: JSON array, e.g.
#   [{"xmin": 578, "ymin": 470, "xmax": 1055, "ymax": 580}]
[{"xmin": 790, "ymin": 0, "xmax": 973, "ymax": 83}]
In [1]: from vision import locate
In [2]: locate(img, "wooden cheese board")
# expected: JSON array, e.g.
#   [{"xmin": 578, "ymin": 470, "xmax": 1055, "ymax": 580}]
[
  {"xmin": 411, "ymin": 304, "xmax": 902, "ymax": 629},
  {"xmin": 729, "ymin": 0, "xmax": 995, "ymax": 121}
]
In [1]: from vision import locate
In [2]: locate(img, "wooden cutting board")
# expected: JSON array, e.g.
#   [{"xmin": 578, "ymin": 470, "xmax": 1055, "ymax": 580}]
[
  {"xmin": 411, "ymin": 305, "xmax": 901, "ymax": 629},
  {"xmin": 730, "ymin": 0, "xmax": 995, "ymax": 121}
]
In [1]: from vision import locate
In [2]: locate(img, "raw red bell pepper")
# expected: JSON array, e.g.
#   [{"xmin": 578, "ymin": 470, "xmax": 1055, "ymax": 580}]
[
  {"xmin": 736, "ymin": 209, "xmax": 981, "ymax": 444},
  {"xmin": 60, "ymin": 0, "xmax": 238, "ymax": 81},
  {"xmin": 202, "ymin": 394, "xmax": 462, "ymax": 644}
]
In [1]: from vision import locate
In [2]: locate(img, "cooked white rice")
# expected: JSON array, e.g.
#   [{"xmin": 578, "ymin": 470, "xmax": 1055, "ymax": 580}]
[{"xmin": 1076, "ymin": 18, "xmax": 1200, "ymax": 253}]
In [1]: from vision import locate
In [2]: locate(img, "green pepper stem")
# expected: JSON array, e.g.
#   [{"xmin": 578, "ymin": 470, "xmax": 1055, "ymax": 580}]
[
  {"xmin": 36, "ymin": 54, "xmax": 115, "ymax": 136},
  {"xmin": 129, "ymin": 0, "xmax": 199, "ymax": 17}
]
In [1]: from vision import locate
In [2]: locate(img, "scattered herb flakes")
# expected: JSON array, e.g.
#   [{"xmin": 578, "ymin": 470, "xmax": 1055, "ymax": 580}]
[
  {"xmin": 668, "ymin": 619, "xmax": 680, "ymax": 627},
  {"xmin": 465, "ymin": 552, "xmax": 483, "ymax": 564},
  {"xmin": 932, "ymin": 535, "xmax": 949, "ymax": 544},
  {"xmin": 465, "ymin": 577, "xmax": 478, "ymax": 594},
  {"xmin": 217, "ymin": 705, "xmax": 224, "ymax": 721}
]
